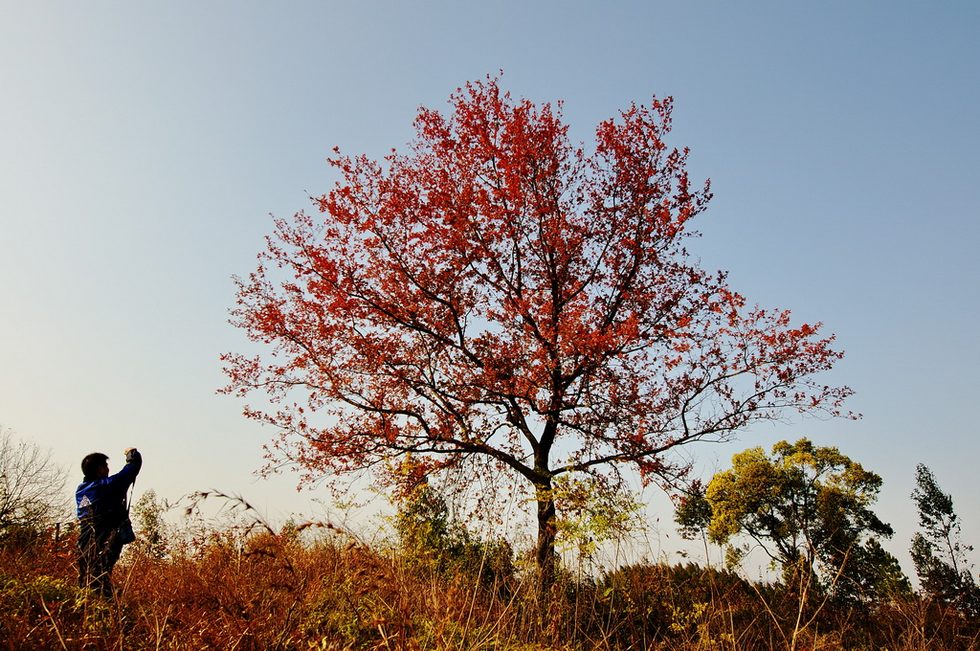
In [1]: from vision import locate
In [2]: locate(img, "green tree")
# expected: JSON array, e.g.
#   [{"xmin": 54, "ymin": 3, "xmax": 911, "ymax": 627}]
[
  {"xmin": 393, "ymin": 479, "xmax": 457, "ymax": 573},
  {"xmin": 910, "ymin": 464, "xmax": 979, "ymax": 616},
  {"xmin": 391, "ymin": 465, "xmax": 513, "ymax": 588},
  {"xmin": 674, "ymin": 479, "xmax": 712, "ymax": 543},
  {"xmin": 132, "ymin": 489, "xmax": 170, "ymax": 558},
  {"xmin": 701, "ymin": 438, "xmax": 903, "ymax": 601},
  {"xmin": 552, "ymin": 473, "xmax": 641, "ymax": 562}
]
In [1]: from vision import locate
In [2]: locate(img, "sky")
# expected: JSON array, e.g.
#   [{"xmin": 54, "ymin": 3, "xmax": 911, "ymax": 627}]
[{"xmin": 1, "ymin": 1, "xmax": 978, "ymax": 575}]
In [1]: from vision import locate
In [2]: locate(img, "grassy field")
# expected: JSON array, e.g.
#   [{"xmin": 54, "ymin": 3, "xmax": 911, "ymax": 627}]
[{"xmin": 3, "ymin": 506, "xmax": 977, "ymax": 651}]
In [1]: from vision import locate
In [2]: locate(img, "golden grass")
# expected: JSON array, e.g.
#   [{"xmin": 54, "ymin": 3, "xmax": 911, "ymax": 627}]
[{"xmin": 2, "ymin": 514, "xmax": 977, "ymax": 650}]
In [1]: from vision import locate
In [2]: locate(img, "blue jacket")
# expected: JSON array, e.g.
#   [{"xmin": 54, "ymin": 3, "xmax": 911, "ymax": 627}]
[{"xmin": 75, "ymin": 451, "xmax": 142, "ymax": 531}]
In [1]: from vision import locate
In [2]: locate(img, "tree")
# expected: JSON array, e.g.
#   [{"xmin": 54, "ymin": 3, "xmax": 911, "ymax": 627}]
[
  {"xmin": 132, "ymin": 489, "xmax": 170, "ymax": 559},
  {"xmin": 391, "ymin": 471, "xmax": 514, "ymax": 587},
  {"xmin": 223, "ymin": 77, "xmax": 852, "ymax": 584},
  {"xmin": 699, "ymin": 439, "xmax": 902, "ymax": 601},
  {"xmin": 0, "ymin": 426, "xmax": 67, "ymax": 540},
  {"xmin": 910, "ymin": 464, "xmax": 979, "ymax": 616},
  {"xmin": 674, "ymin": 479, "xmax": 712, "ymax": 543}
]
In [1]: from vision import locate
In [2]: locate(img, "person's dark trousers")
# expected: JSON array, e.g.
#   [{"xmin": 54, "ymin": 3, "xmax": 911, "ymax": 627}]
[{"xmin": 78, "ymin": 523, "xmax": 122, "ymax": 598}]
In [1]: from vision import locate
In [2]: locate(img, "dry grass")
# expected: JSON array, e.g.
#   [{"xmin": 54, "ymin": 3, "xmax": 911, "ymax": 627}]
[{"xmin": 2, "ymin": 503, "xmax": 977, "ymax": 650}]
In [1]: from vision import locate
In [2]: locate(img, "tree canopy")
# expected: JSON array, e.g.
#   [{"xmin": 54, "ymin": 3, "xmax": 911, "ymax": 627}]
[
  {"xmin": 693, "ymin": 438, "xmax": 904, "ymax": 601},
  {"xmin": 910, "ymin": 464, "xmax": 979, "ymax": 616},
  {"xmin": 223, "ymin": 77, "xmax": 853, "ymax": 580}
]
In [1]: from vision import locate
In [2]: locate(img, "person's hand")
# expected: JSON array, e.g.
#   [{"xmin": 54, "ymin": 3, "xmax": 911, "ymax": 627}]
[{"xmin": 124, "ymin": 448, "xmax": 139, "ymax": 463}]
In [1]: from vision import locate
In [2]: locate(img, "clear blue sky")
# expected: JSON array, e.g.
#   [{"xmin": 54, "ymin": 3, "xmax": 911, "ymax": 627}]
[{"xmin": 1, "ymin": 2, "xmax": 977, "ymax": 573}]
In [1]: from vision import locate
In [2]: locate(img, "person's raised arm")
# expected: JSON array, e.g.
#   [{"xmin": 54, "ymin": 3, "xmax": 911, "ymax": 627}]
[{"xmin": 107, "ymin": 447, "xmax": 142, "ymax": 489}]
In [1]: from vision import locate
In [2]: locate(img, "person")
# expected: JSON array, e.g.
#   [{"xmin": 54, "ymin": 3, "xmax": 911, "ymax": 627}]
[{"xmin": 76, "ymin": 447, "xmax": 142, "ymax": 597}]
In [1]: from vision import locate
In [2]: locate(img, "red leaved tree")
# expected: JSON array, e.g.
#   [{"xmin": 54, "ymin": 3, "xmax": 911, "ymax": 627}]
[{"xmin": 223, "ymin": 78, "xmax": 852, "ymax": 583}]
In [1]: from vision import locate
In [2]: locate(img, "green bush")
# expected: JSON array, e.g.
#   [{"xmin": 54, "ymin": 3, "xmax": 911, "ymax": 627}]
[{"xmin": 393, "ymin": 481, "xmax": 515, "ymax": 593}]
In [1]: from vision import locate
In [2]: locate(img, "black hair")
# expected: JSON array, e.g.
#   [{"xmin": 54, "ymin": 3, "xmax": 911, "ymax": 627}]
[{"xmin": 81, "ymin": 452, "xmax": 109, "ymax": 479}]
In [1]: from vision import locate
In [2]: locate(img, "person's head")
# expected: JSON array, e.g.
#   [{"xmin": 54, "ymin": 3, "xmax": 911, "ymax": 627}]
[{"xmin": 81, "ymin": 452, "xmax": 110, "ymax": 480}]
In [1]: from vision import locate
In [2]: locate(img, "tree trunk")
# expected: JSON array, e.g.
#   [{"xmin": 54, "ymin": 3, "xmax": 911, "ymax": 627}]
[{"xmin": 534, "ymin": 481, "xmax": 557, "ymax": 593}]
